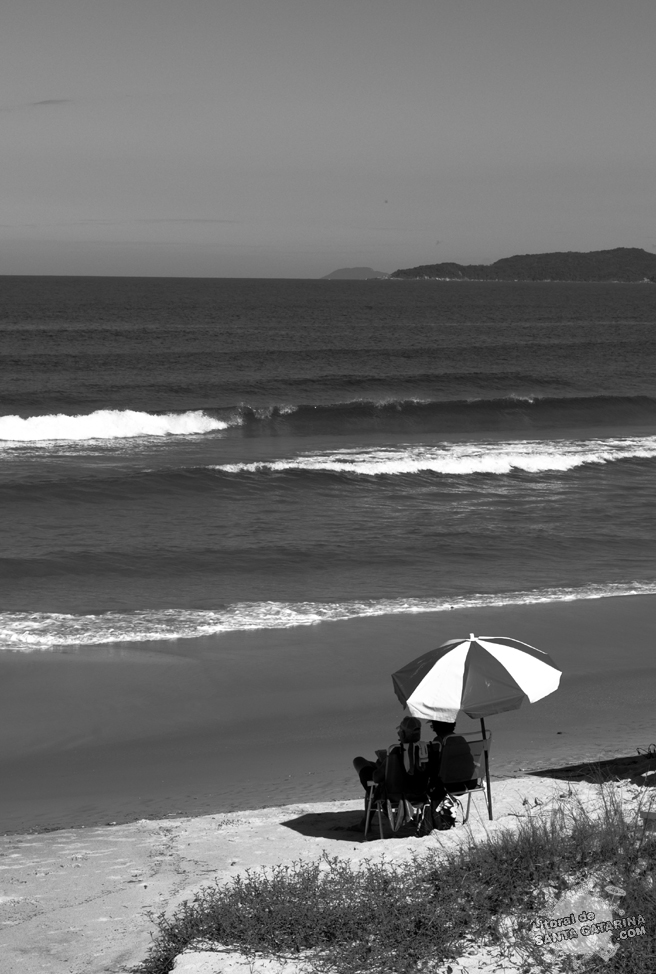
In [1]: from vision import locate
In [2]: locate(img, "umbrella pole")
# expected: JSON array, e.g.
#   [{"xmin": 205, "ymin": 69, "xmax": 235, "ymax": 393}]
[{"xmin": 480, "ymin": 717, "xmax": 493, "ymax": 820}]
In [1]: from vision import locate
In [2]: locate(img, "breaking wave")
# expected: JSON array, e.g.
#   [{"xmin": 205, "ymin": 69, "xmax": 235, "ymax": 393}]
[
  {"xmin": 5, "ymin": 394, "xmax": 656, "ymax": 444},
  {"xmin": 0, "ymin": 409, "xmax": 233, "ymax": 443},
  {"xmin": 216, "ymin": 435, "xmax": 656, "ymax": 478},
  {"xmin": 3, "ymin": 581, "xmax": 656, "ymax": 651}
]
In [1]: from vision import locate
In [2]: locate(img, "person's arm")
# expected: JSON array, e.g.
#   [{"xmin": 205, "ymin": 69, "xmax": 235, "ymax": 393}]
[
  {"xmin": 427, "ymin": 741, "xmax": 443, "ymax": 783},
  {"xmin": 372, "ymin": 748, "xmax": 388, "ymax": 783}
]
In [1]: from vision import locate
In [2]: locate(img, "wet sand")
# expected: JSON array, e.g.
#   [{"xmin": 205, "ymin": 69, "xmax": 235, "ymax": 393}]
[{"xmin": 1, "ymin": 594, "xmax": 655, "ymax": 834}]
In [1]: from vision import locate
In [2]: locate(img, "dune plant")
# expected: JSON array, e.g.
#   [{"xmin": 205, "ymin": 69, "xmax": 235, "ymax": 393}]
[{"xmin": 136, "ymin": 784, "xmax": 655, "ymax": 974}]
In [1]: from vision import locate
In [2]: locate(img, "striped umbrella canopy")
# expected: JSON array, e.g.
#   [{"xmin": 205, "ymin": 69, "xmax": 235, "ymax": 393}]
[{"xmin": 392, "ymin": 633, "xmax": 562, "ymax": 722}]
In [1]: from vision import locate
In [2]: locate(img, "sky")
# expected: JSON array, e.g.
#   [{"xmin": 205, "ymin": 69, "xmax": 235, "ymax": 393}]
[{"xmin": 1, "ymin": 0, "xmax": 655, "ymax": 278}]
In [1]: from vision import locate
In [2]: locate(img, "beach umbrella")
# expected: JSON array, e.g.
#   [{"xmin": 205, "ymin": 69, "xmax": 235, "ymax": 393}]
[
  {"xmin": 391, "ymin": 633, "xmax": 561, "ymax": 724},
  {"xmin": 392, "ymin": 634, "xmax": 561, "ymax": 824}
]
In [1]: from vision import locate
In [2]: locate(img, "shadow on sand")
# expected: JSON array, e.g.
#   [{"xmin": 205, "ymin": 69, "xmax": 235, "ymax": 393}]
[
  {"xmin": 280, "ymin": 808, "xmax": 416, "ymax": 842},
  {"xmin": 282, "ymin": 753, "xmax": 656, "ymax": 842},
  {"xmin": 529, "ymin": 751, "xmax": 656, "ymax": 785}
]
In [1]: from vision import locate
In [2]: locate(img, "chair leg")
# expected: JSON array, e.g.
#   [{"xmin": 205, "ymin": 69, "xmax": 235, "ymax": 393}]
[
  {"xmin": 377, "ymin": 802, "xmax": 384, "ymax": 839},
  {"xmin": 483, "ymin": 748, "xmax": 493, "ymax": 820},
  {"xmin": 364, "ymin": 786, "xmax": 374, "ymax": 839},
  {"xmin": 463, "ymin": 791, "xmax": 472, "ymax": 824}
]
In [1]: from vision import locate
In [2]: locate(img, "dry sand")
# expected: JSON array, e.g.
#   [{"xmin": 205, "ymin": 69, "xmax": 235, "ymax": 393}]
[{"xmin": 2, "ymin": 773, "xmax": 654, "ymax": 974}]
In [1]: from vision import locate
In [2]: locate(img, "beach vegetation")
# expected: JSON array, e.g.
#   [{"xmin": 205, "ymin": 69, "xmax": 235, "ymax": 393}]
[{"xmin": 136, "ymin": 784, "xmax": 655, "ymax": 974}]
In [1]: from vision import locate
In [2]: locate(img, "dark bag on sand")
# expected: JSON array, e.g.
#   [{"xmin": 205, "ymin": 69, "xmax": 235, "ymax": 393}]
[
  {"xmin": 429, "ymin": 796, "xmax": 458, "ymax": 831},
  {"xmin": 415, "ymin": 796, "xmax": 458, "ymax": 835}
]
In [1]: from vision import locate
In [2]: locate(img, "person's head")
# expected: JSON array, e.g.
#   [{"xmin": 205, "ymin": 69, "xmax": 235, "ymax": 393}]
[
  {"xmin": 397, "ymin": 716, "xmax": 422, "ymax": 743},
  {"xmin": 429, "ymin": 720, "xmax": 456, "ymax": 740}
]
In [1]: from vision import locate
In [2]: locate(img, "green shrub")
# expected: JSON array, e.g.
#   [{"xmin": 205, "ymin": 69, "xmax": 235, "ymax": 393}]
[{"xmin": 136, "ymin": 786, "xmax": 655, "ymax": 974}]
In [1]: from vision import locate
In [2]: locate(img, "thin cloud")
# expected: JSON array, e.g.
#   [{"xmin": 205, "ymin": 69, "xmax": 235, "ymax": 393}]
[
  {"xmin": 73, "ymin": 218, "xmax": 239, "ymax": 226},
  {"xmin": 32, "ymin": 99, "xmax": 73, "ymax": 106},
  {"xmin": 345, "ymin": 225, "xmax": 435, "ymax": 233},
  {"xmin": 0, "ymin": 98, "xmax": 74, "ymax": 112},
  {"xmin": 0, "ymin": 218, "xmax": 239, "ymax": 228},
  {"xmin": 134, "ymin": 218, "xmax": 239, "ymax": 224}
]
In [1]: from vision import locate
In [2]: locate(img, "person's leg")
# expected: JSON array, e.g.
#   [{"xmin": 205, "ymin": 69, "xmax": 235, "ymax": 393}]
[
  {"xmin": 353, "ymin": 756, "xmax": 376, "ymax": 790},
  {"xmin": 353, "ymin": 757, "xmax": 377, "ymax": 829}
]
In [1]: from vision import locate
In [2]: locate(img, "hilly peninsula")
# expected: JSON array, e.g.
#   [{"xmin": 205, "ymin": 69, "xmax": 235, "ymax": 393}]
[
  {"xmin": 390, "ymin": 248, "xmax": 656, "ymax": 283},
  {"xmin": 322, "ymin": 266, "xmax": 388, "ymax": 280}
]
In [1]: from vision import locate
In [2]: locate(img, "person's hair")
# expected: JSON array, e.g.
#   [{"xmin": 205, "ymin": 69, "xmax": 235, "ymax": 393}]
[
  {"xmin": 398, "ymin": 716, "xmax": 422, "ymax": 743},
  {"xmin": 429, "ymin": 720, "xmax": 456, "ymax": 738}
]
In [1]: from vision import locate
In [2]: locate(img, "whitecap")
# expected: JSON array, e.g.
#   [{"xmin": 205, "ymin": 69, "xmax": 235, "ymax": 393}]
[
  {"xmin": 3, "ymin": 581, "xmax": 656, "ymax": 651},
  {"xmin": 0, "ymin": 409, "xmax": 229, "ymax": 443},
  {"xmin": 215, "ymin": 435, "xmax": 656, "ymax": 477}
]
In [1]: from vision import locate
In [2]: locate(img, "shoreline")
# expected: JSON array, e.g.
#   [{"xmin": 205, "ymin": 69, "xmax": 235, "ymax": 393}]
[{"xmin": 1, "ymin": 593, "xmax": 655, "ymax": 835}]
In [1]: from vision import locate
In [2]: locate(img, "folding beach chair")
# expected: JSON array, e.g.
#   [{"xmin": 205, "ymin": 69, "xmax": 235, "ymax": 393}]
[
  {"xmin": 363, "ymin": 742, "xmax": 431, "ymax": 840},
  {"xmin": 438, "ymin": 730, "xmax": 493, "ymax": 822}
]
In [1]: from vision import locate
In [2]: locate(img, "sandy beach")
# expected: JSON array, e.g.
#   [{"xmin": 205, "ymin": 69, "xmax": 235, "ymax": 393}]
[
  {"xmin": 1, "ymin": 595, "xmax": 655, "ymax": 834},
  {"xmin": 1, "ymin": 595, "xmax": 655, "ymax": 971},
  {"xmin": 1, "ymin": 775, "xmax": 654, "ymax": 974}
]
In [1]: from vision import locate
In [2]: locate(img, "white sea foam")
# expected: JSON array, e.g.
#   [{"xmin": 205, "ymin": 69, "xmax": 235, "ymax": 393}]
[
  {"xmin": 3, "ymin": 581, "xmax": 656, "ymax": 651},
  {"xmin": 216, "ymin": 435, "xmax": 656, "ymax": 476},
  {"xmin": 0, "ymin": 409, "xmax": 230, "ymax": 443},
  {"xmin": 244, "ymin": 404, "xmax": 298, "ymax": 420}
]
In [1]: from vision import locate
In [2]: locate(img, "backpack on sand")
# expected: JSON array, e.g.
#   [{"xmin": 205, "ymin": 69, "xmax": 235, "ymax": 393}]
[{"xmin": 428, "ymin": 795, "xmax": 459, "ymax": 832}]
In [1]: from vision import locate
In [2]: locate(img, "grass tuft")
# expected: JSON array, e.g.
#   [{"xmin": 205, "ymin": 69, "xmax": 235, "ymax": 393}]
[{"xmin": 135, "ymin": 784, "xmax": 656, "ymax": 974}]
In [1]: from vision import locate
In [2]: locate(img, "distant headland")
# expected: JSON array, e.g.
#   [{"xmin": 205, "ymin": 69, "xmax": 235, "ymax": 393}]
[
  {"xmin": 390, "ymin": 248, "xmax": 656, "ymax": 283},
  {"xmin": 322, "ymin": 266, "xmax": 389, "ymax": 280}
]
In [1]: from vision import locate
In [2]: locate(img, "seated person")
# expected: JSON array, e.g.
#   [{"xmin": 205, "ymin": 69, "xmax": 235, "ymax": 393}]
[
  {"xmin": 353, "ymin": 716, "xmax": 429, "ymax": 822},
  {"xmin": 428, "ymin": 720, "xmax": 478, "ymax": 798},
  {"xmin": 429, "ymin": 719, "xmax": 459, "ymax": 747}
]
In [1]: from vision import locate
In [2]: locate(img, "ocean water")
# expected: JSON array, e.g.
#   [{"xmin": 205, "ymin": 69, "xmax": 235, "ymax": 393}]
[{"xmin": 2, "ymin": 276, "xmax": 656, "ymax": 651}]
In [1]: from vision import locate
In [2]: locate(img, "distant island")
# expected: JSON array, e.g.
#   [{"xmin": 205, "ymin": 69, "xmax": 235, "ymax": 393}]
[
  {"xmin": 390, "ymin": 248, "xmax": 656, "ymax": 283},
  {"xmin": 322, "ymin": 266, "xmax": 389, "ymax": 280}
]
